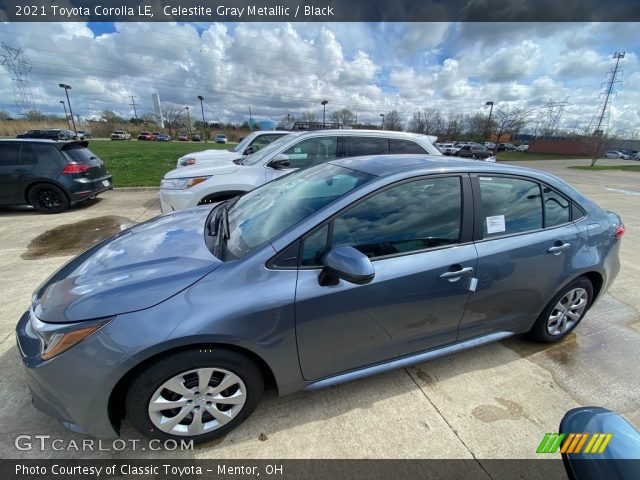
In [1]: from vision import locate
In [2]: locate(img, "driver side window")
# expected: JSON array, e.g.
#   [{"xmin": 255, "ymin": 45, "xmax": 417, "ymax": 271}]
[
  {"xmin": 283, "ymin": 137, "xmax": 338, "ymax": 169},
  {"xmin": 300, "ymin": 176, "xmax": 463, "ymax": 266}
]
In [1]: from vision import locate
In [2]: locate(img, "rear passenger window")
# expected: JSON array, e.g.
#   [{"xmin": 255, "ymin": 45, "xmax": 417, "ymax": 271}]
[
  {"xmin": 390, "ymin": 139, "xmax": 426, "ymax": 154},
  {"xmin": 283, "ymin": 137, "xmax": 338, "ymax": 168},
  {"xmin": 478, "ymin": 177, "xmax": 542, "ymax": 238},
  {"xmin": 0, "ymin": 143, "xmax": 21, "ymax": 165},
  {"xmin": 346, "ymin": 137, "xmax": 389, "ymax": 157},
  {"xmin": 543, "ymin": 186, "xmax": 570, "ymax": 227}
]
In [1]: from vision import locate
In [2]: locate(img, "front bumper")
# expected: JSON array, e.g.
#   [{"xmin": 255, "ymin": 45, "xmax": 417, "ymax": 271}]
[
  {"xmin": 16, "ymin": 310, "xmax": 133, "ymax": 438},
  {"xmin": 158, "ymin": 188, "xmax": 197, "ymax": 213}
]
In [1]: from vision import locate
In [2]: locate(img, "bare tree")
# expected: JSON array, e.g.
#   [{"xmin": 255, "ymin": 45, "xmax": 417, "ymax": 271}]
[
  {"xmin": 491, "ymin": 106, "xmax": 535, "ymax": 144},
  {"xmin": 329, "ymin": 108, "xmax": 356, "ymax": 127},
  {"xmin": 162, "ymin": 103, "xmax": 187, "ymax": 138},
  {"xmin": 299, "ymin": 110, "xmax": 318, "ymax": 122},
  {"xmin": 408, "ymin": 108, "xmax": 444, "ymax": 136},
  {"xmin": 383, "ymin": 110, "xmax": 403, "ymax": 131},
  {"xmin": 445, "ymin": 113, "xmax": 464, "ymax": 139},
  {"xmin": 463, "ymin": 113, "xmax": 488, "ymax": 140}
]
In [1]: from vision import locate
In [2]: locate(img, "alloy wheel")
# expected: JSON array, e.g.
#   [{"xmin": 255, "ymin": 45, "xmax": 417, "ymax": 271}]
[
  {"xmin": 547, "ymin": 288, "xmax": 588, "ymax": 336},
  {"xmin": 148, "ymin": 368, "xmax": 247, "ymax": 436},
  {"xmin": 37, "ymin": 188, "xmax": 63, "ymax": 209}
]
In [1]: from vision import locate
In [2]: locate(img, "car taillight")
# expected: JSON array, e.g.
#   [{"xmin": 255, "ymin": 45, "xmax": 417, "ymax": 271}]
[
  {"xmin": 614, "ymin": 224, "xmax": 626, "ymax": 238},
  {"xmin": 62, "ymin": 163, "xmax": 90, "ymax": 174}
]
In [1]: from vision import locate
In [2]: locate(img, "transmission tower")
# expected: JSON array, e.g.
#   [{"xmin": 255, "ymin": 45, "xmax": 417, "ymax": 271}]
[
  {"xmin": 0, "ymin": 42, "xmax": 35, "ymax": 116},
  {"xmin": 586, "ymin": 52, "xmax": 625, "ymax": 136},
  {"xmin": 129, "ymin": 93, "xmax": 139, "ymax": 122},
  {"xmin": 539, "ymin": 97, "xmax": 570, "ymax": 138}
]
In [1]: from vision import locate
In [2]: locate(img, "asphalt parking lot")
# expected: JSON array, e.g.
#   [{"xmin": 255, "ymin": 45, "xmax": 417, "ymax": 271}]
[{"xmin": 0, "ymin": 158, "xmax": 638, "ymax": 460}]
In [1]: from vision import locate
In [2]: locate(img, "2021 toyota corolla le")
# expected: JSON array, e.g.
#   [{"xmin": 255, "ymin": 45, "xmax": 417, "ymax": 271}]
[{"xmin": 16, "ymin": 155, "xmax": 623, "ymax": 442}]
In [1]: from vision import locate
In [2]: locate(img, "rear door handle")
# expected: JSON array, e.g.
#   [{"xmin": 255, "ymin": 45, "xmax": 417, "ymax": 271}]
[
  {"xmin": 547, "ymin": 242, "xmax": 571, "ymax": 255},
  {"xmin": 439, "ymin": 266, "xmax": 474, "ymax": 281}
]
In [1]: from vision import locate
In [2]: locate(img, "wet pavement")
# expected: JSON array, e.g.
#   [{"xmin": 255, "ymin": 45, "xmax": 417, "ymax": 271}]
[{"xmin": 0, "ymin": 159, "xmax": 638, "ymax": 459}]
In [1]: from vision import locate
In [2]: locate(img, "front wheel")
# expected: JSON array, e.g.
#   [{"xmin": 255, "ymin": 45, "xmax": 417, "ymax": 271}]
[
  {"xmin": 527, "ymin": 277, "xmax": 593, "ymax": 343},
  {"xmin": 126, "ymin": 349, "xmax": 264, "ymax": 442},
  {"xmin": 28, "ymin": 183, "xmax": 70, "ymax": 213}
]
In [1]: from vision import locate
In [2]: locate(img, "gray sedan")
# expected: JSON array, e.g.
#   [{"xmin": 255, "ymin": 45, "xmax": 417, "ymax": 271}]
[{"xmin": 16, "ymin": 155, "xmax": 623, "ymax": 442}]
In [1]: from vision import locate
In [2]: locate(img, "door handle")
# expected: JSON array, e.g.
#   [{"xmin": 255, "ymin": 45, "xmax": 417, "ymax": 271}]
[
  {"xmin": 439, "ymin": 266, "xmax": 474, "ymax": 280},
  {"xmin": 547, "ymin": 242, "xmax": 571, "ymax": 255}
]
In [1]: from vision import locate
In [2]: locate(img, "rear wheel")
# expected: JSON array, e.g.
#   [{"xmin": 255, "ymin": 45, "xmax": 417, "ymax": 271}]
[
  {"xmin": 472, "ymin": 153, "xmax": 478, "ymax": 159},
  {"xmin": 28, "ymin": 183, "xmax": 69, "ymax": 214},
  {"xmin": 126, "ymin": 349, "xmax": 264, "ymax": 442},
  {"xmin": 527, "ymin": 277, "xmax": 593, "ymax": 343}
]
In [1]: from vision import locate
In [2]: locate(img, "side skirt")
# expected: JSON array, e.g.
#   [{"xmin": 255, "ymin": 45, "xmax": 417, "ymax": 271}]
[{"xmin": 304, "ymin": 331, "xmax": 514, "ymax": 391}]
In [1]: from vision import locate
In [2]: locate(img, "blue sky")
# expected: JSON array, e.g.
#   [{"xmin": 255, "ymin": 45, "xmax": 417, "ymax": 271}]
[{"xmin": 1, "ymin": 22, "xmax": 638, "ymax": 134}]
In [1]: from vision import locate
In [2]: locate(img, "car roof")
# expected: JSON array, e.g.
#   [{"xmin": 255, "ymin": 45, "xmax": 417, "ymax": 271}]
[
  {"xmin": 0, "ymin": 138, "xmax": 87, "ymax": 149},
  {"xmin": 330, "ymin": 154, "xmax": 543, "ymax": 179}
]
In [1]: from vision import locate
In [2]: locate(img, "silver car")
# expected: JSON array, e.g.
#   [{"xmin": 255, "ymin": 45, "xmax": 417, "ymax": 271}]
[{"xmin": 17, "ymin": 155, "xmax": 623, "ymax": 443}]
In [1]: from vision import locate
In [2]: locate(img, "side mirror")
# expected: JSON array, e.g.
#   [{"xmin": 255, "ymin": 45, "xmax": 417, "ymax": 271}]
[
  {"xmin": 244, "ymin": 146, "xmax": 255, "ymax": 155},
  {"xmin": 269, "ymin": 153, "xmax": 291, "ymax": 169},
  {"xmin": 319, "ymin": 246, "xmax": 375, "ymax": 286}
]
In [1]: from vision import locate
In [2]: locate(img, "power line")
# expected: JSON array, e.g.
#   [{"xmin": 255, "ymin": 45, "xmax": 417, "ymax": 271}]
[{"xmin": 0, "ymin": 41, "xmax": 35, "ymax": 115}]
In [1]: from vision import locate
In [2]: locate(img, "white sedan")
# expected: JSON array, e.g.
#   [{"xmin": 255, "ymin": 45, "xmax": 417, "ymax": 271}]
[{"xmin": 605, "ymin": 151, "xmax": 630, "ymax": 159}]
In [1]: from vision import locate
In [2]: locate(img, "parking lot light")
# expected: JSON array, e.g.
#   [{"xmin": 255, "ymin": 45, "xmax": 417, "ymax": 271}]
[
  {"xmin": 58, "ymin": 83, "xmax": 76, "ymax": 134},
  {"xmin": 380, "ymin": 113, "xmax": 385, "ymax": 129},
  {"xmin": 59, "ymin": 100, "xmax": 69, "ymax": 128},
  {"xmin": 197, "ymin": 96, "xmax": 207, "ymax": 142},
  {"xmin": 321, "ymin": 100, "xmax": 328, "ymax": 127},
  {"xmin": 185, "ymin": 106, "xmax": 192, "ymax": 137},
  {"xmin": 485, "ymin": 101, "xmax": 494, "ymax": 141}
]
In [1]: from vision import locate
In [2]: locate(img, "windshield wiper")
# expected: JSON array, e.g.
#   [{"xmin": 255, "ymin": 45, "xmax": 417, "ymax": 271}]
[{"xmin": 211, "ymin": 197, "xmax": 240, "ymax": 258}]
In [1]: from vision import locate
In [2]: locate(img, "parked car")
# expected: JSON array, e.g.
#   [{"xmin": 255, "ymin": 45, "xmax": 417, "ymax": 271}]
[
  {"xmin": 176, "ymin": 131, "xmax": 290, "ymax": 168},
  {"xmin": 76, "ymin": 130, "xmax": 92, "ymax": 139},
  {"xmin": 152, "ymin": 132, "xmax": 161, "ymax": 140},
  {"xmin": 178, "ymin": 133, "xmax": 190, "ymax": 141},
  {"xmin": 137, "ymin": 131, "xmax": 155, "ymax": 141},
  {"xmin": 496, "ymin": 143, "xmax": 516, "ymax": 152},
  {"xmin": 16, "ymin": 155, "xmax": 623, "ymax": 442},
  {"xmin": 0, "ymin": 139, "xmax": 112, "ymax": 213},
  {"xmin": 191, "ymin": 134, "xmax": 202, "ymax": 142},
  {"xmin": 484, "ymin": 142, "xmax": 496, "ymax": 149},
  {"xmin": 604, "ymin": 151, "xmax": 630, "ymax": 160},
  {"xmin": 156, "ymin": 134, "xmax": 171, "ymax": 142},
  {"xmin": 160, "ymin": 129, "xmax": 441, "ymax": 212},
  {"xmin": 215, "ymin": 134, "xmax": 228, "ymax": 144},
  {"xmin": 515, "ymin": 144, "xmax": 529, "ymax": 152},
  {"xmin": 456, "ymin": 143, "xmax": 494, "ymax": 159},
  {"xmin": 17, "ymin": 129, "xmax": 76, "ymax": 141},
  {"xmin": 111, "ymin": 130, "xmax": 131, "ymax": 140},
  {"xmin": 440, "ymin": 143, "xmax": 461, "ymax": 155}
]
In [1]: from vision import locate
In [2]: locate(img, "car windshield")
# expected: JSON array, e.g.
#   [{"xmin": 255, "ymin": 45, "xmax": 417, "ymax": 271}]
[
  {"xmin": 228, "ymin": 132, "xmax": 255, "ymax": 152},
  {"xmin": 241, "ymin": 134, "xmax": 299, "ymax": 166},
  {"xmin": 218, "ymin": 163, "xmax": 375, "ymax": 259}
]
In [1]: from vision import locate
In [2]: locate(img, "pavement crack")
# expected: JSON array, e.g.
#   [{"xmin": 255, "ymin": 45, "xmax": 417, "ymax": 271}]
[{"xmin": 404, "ymin": 367, "xmax": 493, "ymax": 480}]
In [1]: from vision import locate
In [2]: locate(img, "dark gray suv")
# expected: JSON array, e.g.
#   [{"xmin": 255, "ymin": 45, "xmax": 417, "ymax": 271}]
[
  {"xmin": 0, "ymin": 139, "xmax": 112, "ymax": 213},
  {"xmin": 16, "ymin": 155, "xmax": 622, "ymax": 442}
]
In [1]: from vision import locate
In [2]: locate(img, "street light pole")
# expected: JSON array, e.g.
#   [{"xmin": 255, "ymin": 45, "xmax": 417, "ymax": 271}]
[
  {"xmin": 485, "ymin": 101, "xmax": 494, "ymax": 142},
  {"xmin": 58, "ymin": 83, "xmax": 76, "ymax": 134},
  {"xmin": 380, "ymin": 113, "xmax": 385, "ymax": 129},
  {"xmin": 185, "ymin": 106, "xmax": 192, "ymax": 137},
  {"xmin": 197, "ymin": 96, "xmax": 207, "ymax": 142},
  {"xmin": 59, "ymin": 100, "xmax": 69, "ymax": 128},
  {"xmin": 321, "ymin": 100, "xmax": 328, "ymax": 127}
]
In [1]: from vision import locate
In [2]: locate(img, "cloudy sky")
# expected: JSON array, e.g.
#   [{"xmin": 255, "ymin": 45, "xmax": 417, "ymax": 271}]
[{"xmin": 0, "ymin": 22, "xmax": 638, "ymax": 134}]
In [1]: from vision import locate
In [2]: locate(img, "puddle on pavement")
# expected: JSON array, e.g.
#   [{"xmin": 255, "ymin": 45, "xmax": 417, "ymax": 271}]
[
  {"xmin": 22, "ymin": 216, "xmax": 135, "ymax": 260},
  {"xmin": 142, "ymin": 198, "xmax": 160, "ymax": 210},
  {"xmin": 502, "ymin": 295, "xmax": 640, "ymax": 411},
  {"xmin": 472, "ymin": 398, "xmax": 542, "ymax": 426}
]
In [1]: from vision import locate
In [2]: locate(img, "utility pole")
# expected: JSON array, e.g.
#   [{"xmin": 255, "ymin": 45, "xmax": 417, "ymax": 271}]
[
  {"xmin": 129, "ymin": 94, "xmax": 139, "ymax": 122},
  {"xmin": 588, "ymin": 52, "xmax": 625, "ymax": 166},
  {"xmin": 185, "ymin": 106, "xmax": 192, "ymax": 137},
  {"xmin": 0, "ymin": 42, "xmax": 34, "ymax": 116}
]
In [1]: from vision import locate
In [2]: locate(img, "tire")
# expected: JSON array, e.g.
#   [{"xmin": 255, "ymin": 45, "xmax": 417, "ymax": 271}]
[
  {"xmin": 28, "ymin": 183, "xmax": 70, "ymax": 214},
  {"xmin": 126, "ymin": 349, "xmax": 264, "ymax": 442},
  {"xmin": 472, "ymin": 154, "xmax": 477, "ymax": 159},
  {"xmin": 527, "ymin": 277, "xmax": 593, "ymax": 343}
]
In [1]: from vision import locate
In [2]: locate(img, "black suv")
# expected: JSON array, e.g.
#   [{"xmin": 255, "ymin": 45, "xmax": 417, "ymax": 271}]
[
  {"xmin": 16, "ymin": 129, "xmax": 77, "ymax": 140},
  {"xmin": 0, "ymin": 139, "xmax": 113, "ymax": 213}
]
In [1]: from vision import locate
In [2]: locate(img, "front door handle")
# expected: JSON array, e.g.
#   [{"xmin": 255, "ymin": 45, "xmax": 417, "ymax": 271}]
[
  {"xmin": 439, "ymin": 266, "xmax": 474, "ymax": 281},
  {"xmin": 547, "ymin": 242, "xmax": 571, "ymax": 255}
]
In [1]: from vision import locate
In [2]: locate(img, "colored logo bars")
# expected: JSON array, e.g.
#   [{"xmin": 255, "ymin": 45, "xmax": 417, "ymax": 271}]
[{"xmin": 537, "ymin": 433, "xmax": 613, "ymax": 454}]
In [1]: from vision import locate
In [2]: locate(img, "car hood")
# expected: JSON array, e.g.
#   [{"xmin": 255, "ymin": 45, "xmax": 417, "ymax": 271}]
[
  {"xmin": 180, "ymin": 149, "xmax": 234, "ymax": 160},
  {"xmin": 164, "ymin": 163, "xmax": 242, "ymax": 179},
  {"xmin": 33, "ymin": 207, "xmax": 221, "ymax": 323}
]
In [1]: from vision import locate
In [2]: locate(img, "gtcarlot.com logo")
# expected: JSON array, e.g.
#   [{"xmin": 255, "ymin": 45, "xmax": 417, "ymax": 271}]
[
  {"xmin": 14, "ymin": 435, "xmax": 194, "ymax": 452},
  {"xmin": 537, "ymin": 432, "xmax": 612, "ymax": 454}
]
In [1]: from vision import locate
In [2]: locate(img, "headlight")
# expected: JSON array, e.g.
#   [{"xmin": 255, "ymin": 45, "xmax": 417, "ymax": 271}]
[
  {"xmin": 180, "ymin": 157, "xmax": 197, "ymax": 166},
  {"xmin": 160, "ymin": 176, "xmax": 210, "ymax": 190},
  {"xmin": 28, "ymin": 314, "xmax": 112, "ymax": 360}
]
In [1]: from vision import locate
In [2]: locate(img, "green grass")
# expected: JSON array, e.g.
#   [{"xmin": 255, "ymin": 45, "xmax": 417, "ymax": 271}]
[
  {"xmin": 88, "ymin": 140, "xmax": 232, "ymax": 187},
  {"xmin": 569, "ymin": 165, "xmax": 640, "ymax": 172},
  {"xmin": 496, "ymin": 152, "xmax": 586, "ymax": 161}
]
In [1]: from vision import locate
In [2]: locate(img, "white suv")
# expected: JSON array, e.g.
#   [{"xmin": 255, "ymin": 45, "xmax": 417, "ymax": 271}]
[
  {"xmin": 176, "ymin": 131, "xmax": 289, "ymax": 168},
  {"xmin": 159, "ymin": 130, "xmax": 440, "ymax": 212}
]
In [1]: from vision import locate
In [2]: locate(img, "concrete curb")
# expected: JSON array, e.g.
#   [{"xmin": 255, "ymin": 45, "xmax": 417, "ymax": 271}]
[{"xmin": 113, "ymin": 187, "xmax": 160, "ymax": 192}]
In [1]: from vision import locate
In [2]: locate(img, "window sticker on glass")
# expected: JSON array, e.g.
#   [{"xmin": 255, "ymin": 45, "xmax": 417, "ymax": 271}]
[
  {"xmin": 486, "ymin": 215, "xmax": 506, "ymax": 234},
  {"xmin": 479, "ymin": 177, "xmax": 493, "ymax": 181}
]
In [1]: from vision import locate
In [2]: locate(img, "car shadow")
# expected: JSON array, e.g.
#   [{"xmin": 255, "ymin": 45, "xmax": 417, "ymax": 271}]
[{"xmin": 0, "ymin": 198, "xmax": 103, "ymax": 217}]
